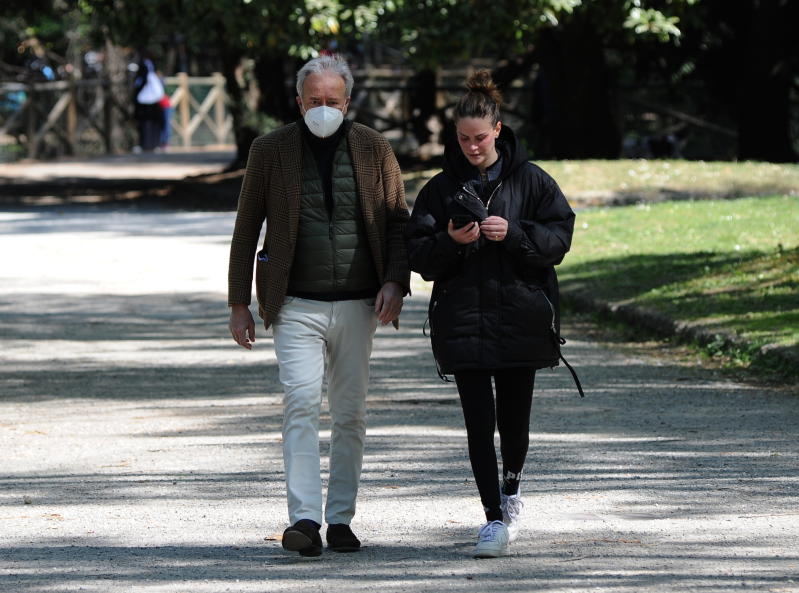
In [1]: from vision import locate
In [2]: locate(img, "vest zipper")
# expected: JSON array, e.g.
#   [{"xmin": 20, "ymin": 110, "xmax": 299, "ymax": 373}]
[{"xmin": 330, "ymin": 221, "xmax": 337, "ymax": 285}]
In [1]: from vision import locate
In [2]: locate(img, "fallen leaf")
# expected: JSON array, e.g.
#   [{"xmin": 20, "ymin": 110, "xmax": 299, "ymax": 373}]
[{"xmin": 100, "ymin": 461, "xmax": 130, "ymax": 468}]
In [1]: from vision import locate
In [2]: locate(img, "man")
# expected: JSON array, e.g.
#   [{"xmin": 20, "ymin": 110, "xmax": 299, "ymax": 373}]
[{"xmin": 227, "ymin": 54, "xmax": 410, "ymax": 557}]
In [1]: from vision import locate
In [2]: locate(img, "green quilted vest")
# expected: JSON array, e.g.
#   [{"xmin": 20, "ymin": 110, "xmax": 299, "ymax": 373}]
[{"xmin": 288, "ymin": 136, "xmax": 379, "ymax": 294}]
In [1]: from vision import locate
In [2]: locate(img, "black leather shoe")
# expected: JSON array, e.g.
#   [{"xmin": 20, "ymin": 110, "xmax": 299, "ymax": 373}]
[
  {"xmin": 282, "ymin": 519, "xmax": 322, "ymax": 557},
  {"xmin": 326, "ymin": 523, "xmax": 361, "ymax": 552}
]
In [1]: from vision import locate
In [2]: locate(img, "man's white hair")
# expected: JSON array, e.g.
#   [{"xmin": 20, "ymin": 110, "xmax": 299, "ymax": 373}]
[{"xmin": 296, "ymin": 54, "xmax": 354, "ymax": 97}]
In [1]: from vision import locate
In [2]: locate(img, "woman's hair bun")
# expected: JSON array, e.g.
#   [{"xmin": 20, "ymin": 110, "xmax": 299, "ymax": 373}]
[
  {"xmin": 465, "ymin": 70, "xmax": 503, "ymax": 108},
  {"xmin": 454, "ymin": 69, "xmax": 503, "ymax": 124}
]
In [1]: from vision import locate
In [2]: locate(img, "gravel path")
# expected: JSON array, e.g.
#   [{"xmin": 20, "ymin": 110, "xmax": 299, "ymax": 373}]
[
  {"xmin": 0, "ymin": 149, "xmax": 236, "ymax": 184},
  {"xmin": 1, "ymin": 205, "xmax": 797, "ymax": 593}
]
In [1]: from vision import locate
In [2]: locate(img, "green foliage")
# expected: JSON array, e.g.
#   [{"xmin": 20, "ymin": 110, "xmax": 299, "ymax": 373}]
[
  {"xmin": 2, "ymin": 0, "xmax": 705, "ymax": 76},
  {"xmin": 623, "ymin": 7, "xmax": 681, "ymax": 41},
  {"xmin": 1, "ymin": 1, "xmax": 73, "ymax": 78},
  {"xmin": 372, "ymin": 0, "xmax": 696, "ymax": 68}
]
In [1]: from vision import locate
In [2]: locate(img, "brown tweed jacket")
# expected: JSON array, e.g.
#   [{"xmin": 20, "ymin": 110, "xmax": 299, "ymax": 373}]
[{"xmin": 228, "ymin": 121, "xmax": 410, "ymax": 328}]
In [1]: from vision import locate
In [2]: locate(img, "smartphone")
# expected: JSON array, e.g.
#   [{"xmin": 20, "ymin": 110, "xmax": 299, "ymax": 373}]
[{"xmin": 452, "ymin": 214, "xmax": 475, "ymax": 229}]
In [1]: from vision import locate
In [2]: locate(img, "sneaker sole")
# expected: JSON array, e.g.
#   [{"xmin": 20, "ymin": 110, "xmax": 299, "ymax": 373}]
[
  {"xmin": 473, "ymin": 551, "xmax": 507, "ymax": 559},
  {"xmin": 473, "ymin": 546, "xmax": 508, "ymax": 559}
]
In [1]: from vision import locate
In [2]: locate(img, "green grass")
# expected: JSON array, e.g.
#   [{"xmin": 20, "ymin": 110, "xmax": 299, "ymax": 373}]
[
  {"xmin": 404, "ymin": 160, "xmax": 799, "ymax": 205},
  {"xmin": 558, "ymin": 195, "xmax": 799, "ymax": 374},
  {"xmin": 537, "ymin": 160, "xmax": 799, "ymax": 201}
]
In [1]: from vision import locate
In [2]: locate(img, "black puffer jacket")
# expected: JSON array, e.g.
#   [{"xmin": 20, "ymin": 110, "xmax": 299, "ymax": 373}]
[{"xmin": 406, "ymin": 125, "xmax": 575, "ymax": 374}]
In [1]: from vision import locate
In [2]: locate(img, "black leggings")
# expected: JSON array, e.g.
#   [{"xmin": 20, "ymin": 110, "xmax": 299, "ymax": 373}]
[{"xmin": 454, "ymin": 368, "xmax": 535, "ymax": 522}]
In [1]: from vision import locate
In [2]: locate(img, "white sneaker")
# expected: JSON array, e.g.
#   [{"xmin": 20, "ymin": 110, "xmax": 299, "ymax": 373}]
[
  {"xmin": 473, "ymin": 520, "xmax": 509, "ymax": 558},
  {"xmin": 501, "ymin": 491, "xmax": 524, "ymax": 542}
]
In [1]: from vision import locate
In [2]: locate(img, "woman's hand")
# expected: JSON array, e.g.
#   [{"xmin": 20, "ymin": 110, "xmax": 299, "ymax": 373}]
[
  {"xmin": 448, "ymin": 219, "xmax": 481, "ymax": 244},
  {"xmin": 480, "ymin": 216, "xmax": 508, "ymax": 242}
]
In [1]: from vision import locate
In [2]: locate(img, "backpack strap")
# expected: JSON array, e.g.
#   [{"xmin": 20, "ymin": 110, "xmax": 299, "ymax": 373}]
[
  {"xmin": 424, "ymin": 315, "xmax": 454, "ymax": 383},
  {"xmin": 554, "ymin": 334, "xmax": 585, "ymax": 398}
]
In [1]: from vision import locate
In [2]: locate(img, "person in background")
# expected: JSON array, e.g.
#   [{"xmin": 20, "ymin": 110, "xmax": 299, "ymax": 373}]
[
  {"xmin": 158, "ymin": 83, "xmax": 172, "ymax": 151},
  {"xmin": 132, "ymin": 53, "xmax": 164, "ymax": 152},
  {"xmin": 227, "ymin": 54, "xmax": 410, "ymax": 557},
  {"xmin": 405, "ymin": 70, "xmax": 576, "ymax": 558}
]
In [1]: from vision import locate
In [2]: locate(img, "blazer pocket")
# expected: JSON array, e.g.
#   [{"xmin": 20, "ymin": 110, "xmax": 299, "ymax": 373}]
[{"xmin": 255, "ymin": 254, "xmax": 270, "ymax": 290}]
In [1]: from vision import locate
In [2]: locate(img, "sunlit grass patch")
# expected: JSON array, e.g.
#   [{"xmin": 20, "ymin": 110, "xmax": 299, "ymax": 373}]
[
  {"xmin": 559, "ymin": 195, "xmax": 799, "ymax": 370},
  {"xmin": 539, "ymin": 160, "xmax": 799, "ymax": 202},
  {"xmin": 403, "ymin": 160, "xmax": 799, "ymax": 205}
]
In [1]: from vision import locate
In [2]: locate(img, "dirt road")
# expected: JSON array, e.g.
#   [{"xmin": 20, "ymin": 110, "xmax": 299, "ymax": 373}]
[{"xmin": 1, "ymin": 205, "xmax": 797, "ymax": 593}]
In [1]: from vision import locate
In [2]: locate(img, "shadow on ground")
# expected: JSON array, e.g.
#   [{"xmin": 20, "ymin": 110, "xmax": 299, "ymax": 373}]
[{"xmin": 2, "ymin": 204, "xmax": 798, "ymax": 592}]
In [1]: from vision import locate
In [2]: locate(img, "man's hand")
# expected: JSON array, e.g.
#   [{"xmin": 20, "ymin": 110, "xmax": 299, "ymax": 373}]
[
  {"xmin": 375, "ymin": 281, "xmax": 404, "ymax": 326},
  {"xmin": 229, "ymin": 304, "xmax": 256, "ymax": 350}
]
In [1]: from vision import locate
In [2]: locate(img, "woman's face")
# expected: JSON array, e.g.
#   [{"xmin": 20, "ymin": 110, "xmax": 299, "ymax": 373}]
[{"xmin": 456, "ymin": 116, "xmax": 501, "ymax": 171}]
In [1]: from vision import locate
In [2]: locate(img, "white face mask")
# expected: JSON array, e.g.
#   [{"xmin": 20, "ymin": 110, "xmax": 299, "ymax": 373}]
[{"xmin": 303, "ymin": 105, "xmax": 344, "ymax": 138}]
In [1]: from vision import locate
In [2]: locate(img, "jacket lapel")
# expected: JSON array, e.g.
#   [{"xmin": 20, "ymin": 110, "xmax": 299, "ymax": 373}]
[
  {"xmin": 348, "ymin": 127, "xmax": 378, "ymax": 225},
  {"xmin": 347, "ymin": 126, "xmax": 383, "ymax": 277},
  {"xmin": 279, "ymin": 124, "xmax": 303, "ymax": 246}
]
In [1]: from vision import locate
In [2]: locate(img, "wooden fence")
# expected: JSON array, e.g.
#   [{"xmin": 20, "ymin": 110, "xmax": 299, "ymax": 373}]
[
  {"xmin": 1, "ymin": 64, "xmax": 735, "ymax": 163},
  {"xmin": 0, "ymin": 66, "xmax": 535, "ymax": 162},
  {"xmin": 164, "ymin": 73, "xmax": 233, "ymax": 148},
  {"xmin": 0, "ymin": 73, "xmax": 233, "ymax": 161},
  {"xmin": 345, "ymin": 66, "xmax": 534, "ymax": 159}
]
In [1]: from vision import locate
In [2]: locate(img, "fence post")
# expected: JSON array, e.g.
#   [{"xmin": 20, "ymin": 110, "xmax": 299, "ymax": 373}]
[
  {"xmin": 179, "ymin": 72, "xmax": 191, "ymax": 148},
  {"xmin": 26, "ymin": 83, "xmax": 37, "ymax": 159},
  {"xmin": 67, "ymin": 79, "xmax": 77, "ymax": 155},
  {"xmin": 101, "ymin": 79, "xmax": 112, "ymax": 154},
  {"xmin": 213, "ymin": 73, "xmax": 226, "ymax": 145}
]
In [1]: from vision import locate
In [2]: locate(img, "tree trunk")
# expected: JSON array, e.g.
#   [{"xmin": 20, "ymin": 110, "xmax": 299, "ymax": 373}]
[
  {"xmin": 254, "ymin": 54, "xmax": 298, "ymax": 124},
  {"xmin": 737, "ymin": 0, "xmax": 798, "ymax": 162},
  {"xmin": 219, "ymin": 51, "xmax": 251, "ymax": 170},
  {"xmin": 534, "ymin": 17, "xmax": 620, "ymax": 159},
  {"xmin": 408, "ymin": 68, "xmax": 437, "ymax": 147}
]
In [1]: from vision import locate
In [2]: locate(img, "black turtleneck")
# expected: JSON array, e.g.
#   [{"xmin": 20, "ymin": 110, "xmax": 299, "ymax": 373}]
[{"xmin": 300, "ymin": 118, "xmax": 350, "ymax": 217}]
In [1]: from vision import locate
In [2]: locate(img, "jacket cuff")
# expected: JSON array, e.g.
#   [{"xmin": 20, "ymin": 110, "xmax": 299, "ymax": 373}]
[
  {"xmin": 227, "ymin": 292, "xmax": 252, "ymax": 307},
  {"xmin": 383, "ymin": 270, "xmax": 411, "ymax": 296},
  {"xmin": 503, "ymin": 221, "xmax": 525, "ymax": 252}
]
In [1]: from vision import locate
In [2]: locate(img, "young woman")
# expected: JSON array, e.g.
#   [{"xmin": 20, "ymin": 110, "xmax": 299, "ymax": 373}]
[{"xmin": 406, "ymin": 71, "xmax": 576, "ymax": 558}]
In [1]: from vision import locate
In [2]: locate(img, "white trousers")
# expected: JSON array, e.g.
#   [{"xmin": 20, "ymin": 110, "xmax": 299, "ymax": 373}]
[{"xmin": 271, "ymin": 296, "xmax": 377, "ymax": 526}]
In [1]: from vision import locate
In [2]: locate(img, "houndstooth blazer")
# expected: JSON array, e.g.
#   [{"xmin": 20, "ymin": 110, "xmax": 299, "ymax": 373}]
[{"xmin": 227, "ymin": 121, "xmax": 410, "ymax": 329}]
